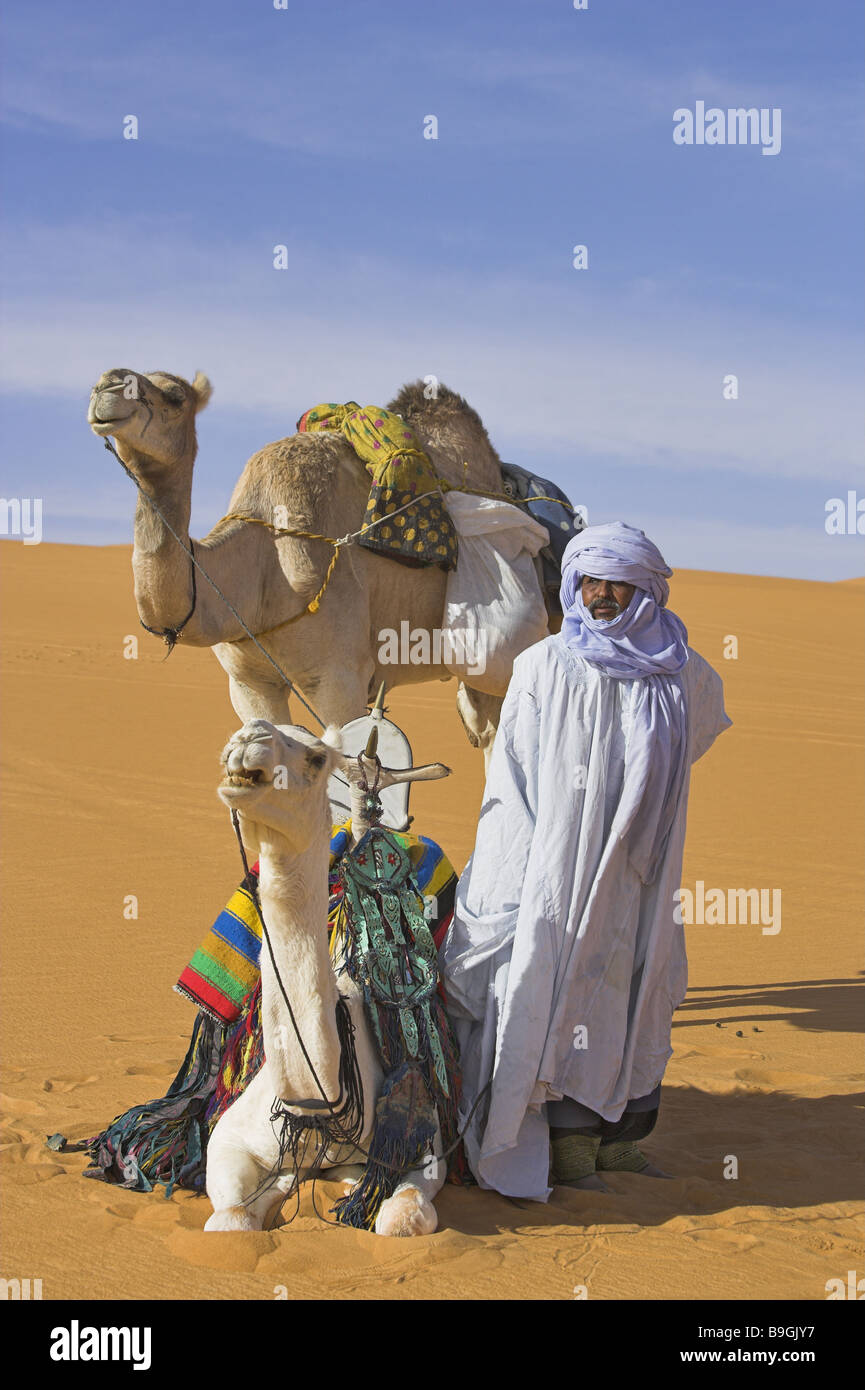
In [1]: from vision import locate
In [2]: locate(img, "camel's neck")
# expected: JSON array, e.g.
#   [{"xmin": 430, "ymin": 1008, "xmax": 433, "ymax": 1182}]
[
  {"xmin": 132, "ymin": 467, "xmax": 193, "ymax": 548},
  {"xmin": 125, "ymin": 448, "xmax": 197, "ymax": 633},
  {"xmin": 255, "ymin": 831, "xmax": 342, "ymax": 1105}
]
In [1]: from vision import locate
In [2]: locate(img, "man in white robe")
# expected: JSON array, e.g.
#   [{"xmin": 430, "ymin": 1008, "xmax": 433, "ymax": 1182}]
[{"xmin": 441, "ymin": 522, "xmax": 731, "ymax": 1200}]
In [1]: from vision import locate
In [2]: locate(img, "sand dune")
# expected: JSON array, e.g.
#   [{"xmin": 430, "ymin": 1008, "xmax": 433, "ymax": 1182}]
[{"xmin": 1, "ymin": 542, "xmax": 862, "ymax": 1301}]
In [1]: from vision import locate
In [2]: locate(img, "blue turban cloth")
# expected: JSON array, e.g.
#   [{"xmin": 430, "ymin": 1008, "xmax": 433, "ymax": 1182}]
[{"xmin": 559, "ymin": 522, "xmax": 690, "ymax": 884}]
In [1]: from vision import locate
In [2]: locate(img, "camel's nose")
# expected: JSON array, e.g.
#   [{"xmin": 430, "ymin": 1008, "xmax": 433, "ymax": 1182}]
[
  {"xmin": 88, "ymin": 372, "xmax": 142, "ymax": 429},
  {"xmin": 240, "ymin": 720, "xmax": 275, "ymax": 745},
  {"xmin": 92, "ymin": 369, "xmax": 133, "ymax": 392},
  {"xmin": 221, "ymin": 722, "xmax": 274, "ymax": 767}
]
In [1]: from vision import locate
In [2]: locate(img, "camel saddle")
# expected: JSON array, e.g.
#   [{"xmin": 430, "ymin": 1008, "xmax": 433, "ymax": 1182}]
[
  {"xmin": 297, "ymin": 401, "xmax": 458, "ymax": 571},
  {"xmin": 500, "ymin": 460, "xmax": 586, "ymax": 614}
]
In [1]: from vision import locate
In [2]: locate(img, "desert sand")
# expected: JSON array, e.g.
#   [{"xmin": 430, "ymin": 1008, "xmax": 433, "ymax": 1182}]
[{"xmin": 1, "ymin": 541, "xmax": 862, "ymax": 1302}]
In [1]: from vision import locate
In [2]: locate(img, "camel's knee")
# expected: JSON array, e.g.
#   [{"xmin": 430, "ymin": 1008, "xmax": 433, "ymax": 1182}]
[
  {"xmin": 204, "ymin": 1205, "xmax": 263, "ymax": 1233},
  {"xmin": 456, "ymin": 683, "xmax": 501, "ymax": 750},
  {"xmin": 375, "ymin": 1184, "xmax": 438, "ymax": 1238},
  {"xmin": 206, "ymin": 1128, "xmax": 273, "ymax": 1218},
  {"xmin": 226, "ymin": 676, "xmax": 291, "ymax": 725}
]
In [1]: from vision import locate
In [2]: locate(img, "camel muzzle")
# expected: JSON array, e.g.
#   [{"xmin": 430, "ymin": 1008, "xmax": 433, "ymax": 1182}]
[{"xmin": 88, "ymin": 381, "xmax": 137, "ymax": 431}]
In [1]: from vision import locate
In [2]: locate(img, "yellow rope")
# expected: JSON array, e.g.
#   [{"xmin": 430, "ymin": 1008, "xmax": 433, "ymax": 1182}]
[
  {"xmin": 220, "ymin": 479, "xmax": 578, "ymax": 550},
  {"xmin": 274, "ymin": 546, "xmax": 339, "ymax": 627},
  {"xmin": 217, "ymin": 515, "xmax": 343, "ymax": 630},
  {"xmin": 219, "ymin": 515, "xmax": 343, "ymax": 546}
]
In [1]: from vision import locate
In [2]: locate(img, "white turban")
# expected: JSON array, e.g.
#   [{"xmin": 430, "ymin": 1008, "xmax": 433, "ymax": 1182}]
[{"xmin": 561, "ymin": 521, "xmax": 673, "ymax": 608}]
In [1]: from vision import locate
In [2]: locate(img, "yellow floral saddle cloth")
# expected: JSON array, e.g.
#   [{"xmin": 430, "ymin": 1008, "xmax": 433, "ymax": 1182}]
[{"xmin": 297, "ymin": 401, "xmax": 458, "ymax": 570}]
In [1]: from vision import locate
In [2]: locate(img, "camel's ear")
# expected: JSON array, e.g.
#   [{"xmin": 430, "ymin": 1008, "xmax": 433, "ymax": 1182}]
[
  {"xmin": 303, "ymin": 739, "xmax": 340, "ymax": 783},
  {"xmin": 321, "ymin": 725, "xmax": 344, "ymax": 753},
  {"xmin": 191, "ymin": 372, "xmax": 212, "ymax": 413},
  {"xmin": 321, "ymin": 726, "xmax": 380, "ymax": 780}
]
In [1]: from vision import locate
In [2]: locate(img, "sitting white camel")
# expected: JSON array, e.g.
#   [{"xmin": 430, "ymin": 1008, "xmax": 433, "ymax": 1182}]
[{"xmin": 204, "ymin": 718, "xmax": 451, "ymax": 1236}]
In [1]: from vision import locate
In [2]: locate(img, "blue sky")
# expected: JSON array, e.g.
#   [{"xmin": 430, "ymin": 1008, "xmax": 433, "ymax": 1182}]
[{"xmin": 1, "ymin": 0, "xmax": 863, "ymax": 577}]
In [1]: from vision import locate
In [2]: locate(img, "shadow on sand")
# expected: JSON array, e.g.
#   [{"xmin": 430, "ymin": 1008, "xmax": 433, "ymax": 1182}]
[
  {"xmin": 674, "ymin": 975, "xmax": 864, "ymax": 1035},
  {"xmin": 433, "ymin": 1083, "xmax": 863, "ymax": 1236}
]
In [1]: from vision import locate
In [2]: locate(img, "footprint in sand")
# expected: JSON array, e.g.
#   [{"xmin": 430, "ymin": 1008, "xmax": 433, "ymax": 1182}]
[
  {"xmin": 101, "ymin": 1034, "xmax": 174, "ymax": 1046},
  {"xmin": 0, "ymin": 1128, "xmax": 28, "ymax": 1149},
  {"xmin": 13, "ymin": 1165, "xmax": 66, "ymax": 1185},
  {"xmin": 166, "ymin": 1227, "xmax": 276, "ymax": 1274},
  {"xmin": 2, "ymin": 1142, "xmax": 66, "ymax": 1183},
  {"xmin": 103, "ymin": 1203, "xmax": 137, "ymax": 1221},
  {"xmin": 39, "ymin": 1075, "xmax": 99, "ymax": 1094},
  {"xmin": 0, "ymin": 1135, "xmax": 34, "ymax": 1159},
  {"xmin": 0, "ymin": 1091, "xmax": 46, "ymax": 1115},
  {"xmin": 124, "ymin": 1064, "xmax": 180, "ymax": 1077},
  {"xmin": 733, "ymin": 1066, "xmax": 824, "ymax": 1089},
  {"xmin": 684, "ymin": 1227, "xmax": 760, "ymax": 1251}
]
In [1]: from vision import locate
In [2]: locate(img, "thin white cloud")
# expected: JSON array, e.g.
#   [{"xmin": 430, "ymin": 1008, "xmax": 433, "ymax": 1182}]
[
  {"xmin": 599, "ymin": 513, "xmax": 864, "ymax": 582},
  {"xmin": 1, "ymin": 225, "xmax": 860, "ymax": 485},
  {"xmin": 2, "ymin": 20, "xmax": 860, "ymax": 176}
]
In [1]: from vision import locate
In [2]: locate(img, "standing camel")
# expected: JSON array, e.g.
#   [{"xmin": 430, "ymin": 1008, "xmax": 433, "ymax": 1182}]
[
  {"xmin": 87, "ymin": 369, "xmax": 535, "ymax": 760},
  {"xmin": 205, "ymin": 718, "xmax": 451, "ymax": 1235}
]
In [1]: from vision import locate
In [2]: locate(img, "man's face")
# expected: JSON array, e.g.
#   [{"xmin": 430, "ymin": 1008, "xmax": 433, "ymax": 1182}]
[{"xmin": 580, "ymin": 575, "xmax": 636, "ymax": 620}]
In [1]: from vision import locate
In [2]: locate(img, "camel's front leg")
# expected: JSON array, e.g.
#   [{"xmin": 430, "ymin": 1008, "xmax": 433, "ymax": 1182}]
[
  {"xmin": 224, "ymin": 662, "xmax": 375, "ymax": 730},
  {"xmin": 295, "ymin": 663, "xmax": 376, "ymax": 728},
  {"xmin": 374, "ymin": 1118, "xmax": 445, "ymax": 1238},
  {"xmin": 205, "ymin": 1068, "xmax": 295, "ymax": 1232},
  {"xmin": 226, "ymin": 672, "xmax": 293, "ymax": 726},
  {"xmin": 456, "ymin": 683, "xmax": 504, "ymax": 773}
]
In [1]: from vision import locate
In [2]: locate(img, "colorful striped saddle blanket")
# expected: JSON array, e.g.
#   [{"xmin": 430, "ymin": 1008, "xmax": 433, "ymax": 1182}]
[{"xmin": 176, "ymin": 821, "xmax": 457, "ymax": 1025}]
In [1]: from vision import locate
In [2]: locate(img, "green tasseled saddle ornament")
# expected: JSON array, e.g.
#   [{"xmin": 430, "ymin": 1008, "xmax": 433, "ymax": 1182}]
[
  {"xmin": 335, "ymin": 828, "xmax": 452, "ymax": 1097},
  {"xmin": 329, "ymin": 826, "xmax": 462, "ymax": 1228}
]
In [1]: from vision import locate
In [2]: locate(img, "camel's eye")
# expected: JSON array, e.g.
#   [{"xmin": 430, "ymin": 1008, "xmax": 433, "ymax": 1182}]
[
  {"xmin": 307, "ymin": 751, "xmax": 327, "ymax": 773},
  {"xmin": 162, "ymin": 384, "xmax": 185, "ymax": 406}
]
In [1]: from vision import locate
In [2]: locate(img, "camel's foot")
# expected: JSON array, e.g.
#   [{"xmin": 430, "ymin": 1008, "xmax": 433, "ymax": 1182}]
[
  {"xmin": 204, "ymin": 1205, "xmax": 263, "ymax": 1232},
  {"xmin": 556, "ymin": 1174, "xmax": 610, "ymax": 1192},
  {"xmin": 375, "ymin": 1185, "xmax": 438, "ymax": 1237}
]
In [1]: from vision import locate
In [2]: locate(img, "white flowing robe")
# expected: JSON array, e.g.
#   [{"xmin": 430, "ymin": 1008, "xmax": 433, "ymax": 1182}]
[{"xmin": 441, "ymin": 633, "xmax": 731, "ymax": 1200}]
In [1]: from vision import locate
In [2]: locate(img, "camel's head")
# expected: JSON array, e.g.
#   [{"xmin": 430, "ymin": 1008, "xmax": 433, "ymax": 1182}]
[
  {"xmin": 218, "ymin": 719, "xmax": 342, "ymax": 855},
  {"xmin": 218, "ymin": 718, "xmax": 451, "ymax": 855},
  {"xmin": 88, "ymin": 368, "xmax": 212, "ymax": 469}
]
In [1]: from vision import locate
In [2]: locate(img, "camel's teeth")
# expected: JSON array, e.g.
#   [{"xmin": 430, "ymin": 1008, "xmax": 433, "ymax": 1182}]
[{"xmin": 225, "ymin": 768, "xmax": 263, "ymax": 787}]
